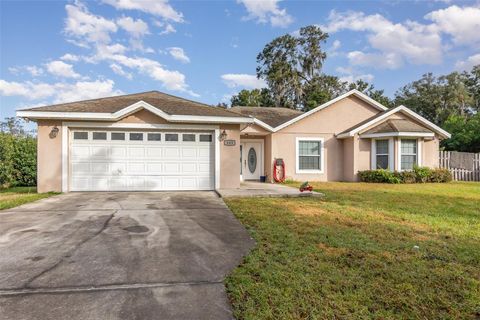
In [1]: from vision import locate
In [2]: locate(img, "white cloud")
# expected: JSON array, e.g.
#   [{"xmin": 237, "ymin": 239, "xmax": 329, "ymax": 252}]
[
  {"xmin": 0, "ymin": 79, "xmax": 123, "ymax": 103},
  {"xmin": 336, "ymin": 66, "xmax": 374, "ymax": 83},
  {"xmin": 102, "ymin": 0, "xmax": 183, "ymax": 22},
  {"xmin": 322, "ymin": 10, "xmax": 442, "ymax": 68},
  {"xmin": 8, "ymin": 65, "xmax": 43, "ymax": 77},
  {"xmin": 117, "ymin": 16, "xmax": 149, "ymax": 38},
  {"xmin": 347, "ymin": 51, "xmax": 403, "ymax": 70},
  {"xmin": 60, "ymin": 53, "xmax": 80, "ymax": 62},
  {"xmin": 110, "ymin": 63, "xmax": 133, "ymax": 79},
  {"xmin": 167, "ymin": 47, "xmax": 190, "ymax": 63},
  {"xmin": 237, "ymin": 0, "xmax": 293, "ymax": 28},
  {"xmin": 45, "ymin": 60, "xmax": 81, "ymax": 78},
  {"xmin": 425, "ymin": 5, "xmax": 480, "ymax": 45},
  {"xmin": 455, "ymin": 54, "xmax": 480, "ymax": 71},
  {"xmin": 65, "ymin": 2, "xmax": 117, "ymax": 45},
  {"xmin": 154, "ymin": 20, "xmax": 176, "ymax": 35},
  {"xmin": 221, "ymin": 74, "xmax": 266, "ymax": 89}
]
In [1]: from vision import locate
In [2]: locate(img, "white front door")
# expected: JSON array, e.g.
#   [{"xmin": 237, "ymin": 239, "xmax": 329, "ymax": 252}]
[
  {"xmin": 70, "ymin": 130, "xmax": 215, "ymax": 191},
  {"xmin": 241, "ymin": 141, "xmax": 263, "ymax": 180}
]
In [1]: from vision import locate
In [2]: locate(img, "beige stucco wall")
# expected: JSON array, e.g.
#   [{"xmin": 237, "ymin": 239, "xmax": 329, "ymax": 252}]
[
  {"xmin": 35, "ymin": 109, "xmax": 242, "ymax": 192},
  {"xmin": 423, "ymin": 136, "xmax": 440, "ymax": 168},
  {"xmin": 240, "ymin": 123, "xmax": 270, "ymax": 135},
  {"xmin": 37, "ymin": 120, "xmax": 63, "ymax": 193},
  {"xmin": 270, "ymin": 96, "xmax": 380, "ymax": 182},
  {"xmin": 219, "ymin": 124, "xmax": 241, "ymax": 188}
]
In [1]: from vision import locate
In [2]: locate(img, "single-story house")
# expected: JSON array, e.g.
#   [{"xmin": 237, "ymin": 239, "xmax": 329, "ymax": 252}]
[{"xmin": 17, "ymin": 89, "xmax": 450, "ymax": 193}]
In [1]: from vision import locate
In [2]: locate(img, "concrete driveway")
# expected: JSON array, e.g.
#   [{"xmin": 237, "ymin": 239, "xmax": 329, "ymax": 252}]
[{"xmin": 0, "ymin": 192, "xmax": 254, "ymax": 319}]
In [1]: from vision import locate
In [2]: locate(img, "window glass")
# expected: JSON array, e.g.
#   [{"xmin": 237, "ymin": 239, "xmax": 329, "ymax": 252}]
[
  {"xmin": 375, "ymin": 139, "xmax": 389, "ymax": 169},
  {"xmin": 298, "ymin": 140, "xmax": 321, "ymax": 170},
  {"xmin": 129, "ymin": 133, "xmax": 143, "ymax": 141},
  {"xmin": 199, "ymin": 134, "xmax": 212, "ymax": 142},
  {"xmin": 73, "ymin": 132, "xmax": 88, "ymax": 140},
  {"xmin": 111, "ymin": 132, "xmax": 125, "ymax": 141},
  {"xmin": 401, "ymin": 139, "xmax": 417, "ymax": 170},
  {"xmin": 165, "ymin": 133, "xmax": 178, "ymax": 141},
  {"xmin": 183, "ymin": 134, "xmax": 196, "ymax": 142},
  {"xmin": 92, "ymin": 132, "xmax": 107, "ymax": 140},
  {"xmin": 147, "ymin": 133, "xmax": 161, "ymax": 141}
]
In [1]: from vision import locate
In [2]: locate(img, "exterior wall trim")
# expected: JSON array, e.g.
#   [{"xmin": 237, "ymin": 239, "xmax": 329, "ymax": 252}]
[
  {"xmin": 361, "ymin": 132, "xmax": 434, "ymax": 138},
  {"xmin": 17, "ymin": 101, "xmax": 253, "ymax": 124}
]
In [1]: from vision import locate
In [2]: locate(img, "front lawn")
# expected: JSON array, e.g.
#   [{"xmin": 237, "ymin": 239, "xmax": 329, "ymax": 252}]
[
  {"xmin": 0, "ymin": 187, "xmax": 57, "ymax": 210},
  {"xmin": 225, "ymin": 182, "xmax": 480, "ymax": 319}
]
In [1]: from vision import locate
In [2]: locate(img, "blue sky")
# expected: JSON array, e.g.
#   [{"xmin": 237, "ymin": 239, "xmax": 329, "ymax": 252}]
[{"xmin": 1, "ymin": 0, "xmax": 480, "ymax": 121}]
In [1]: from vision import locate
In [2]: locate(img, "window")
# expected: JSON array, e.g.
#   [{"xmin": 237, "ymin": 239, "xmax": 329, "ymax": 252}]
[
  {"xmin": 297, "ymin": 138, "xmax": 323, "ymax": 172},
  {"xmin": 92, "ymin": 132, "xmax": 107, "ymax": 140},
  {"xmin": 165, "ymin": 133, "xmax": 178, "ymax": 141},
  {"xmin": 375, "ymin": 139, "xmax": 389, "ymax": 169},
  {"xmin": 73, "ymin": 132, "xmax": 88, "ymax": 140},
  {"xmin": 129, "ymin": 133, "xmax": 143, "ymax": 141},
  {"xmin": 111, "ymin": 132, "xmax": 125, "ymax": 141},
  {"xmin": 199, "ymin": 134, "xmax": 212, "ymax": 142},
  {"xmin": 183, "ymin": 134, "xmax": 196, "ymax": 142},
  {"xmin": 401, "ymin": 139, "xmax": 417, "ymax": 170},
  {"xmin": 147, "ymin": 133, "xmax": 161, "ymax": 141}
]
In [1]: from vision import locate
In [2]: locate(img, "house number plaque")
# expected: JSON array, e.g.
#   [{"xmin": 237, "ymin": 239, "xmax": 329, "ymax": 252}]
[{"xmin": 224, "ymin": 139, "xmax": 236, "ymax": 146}]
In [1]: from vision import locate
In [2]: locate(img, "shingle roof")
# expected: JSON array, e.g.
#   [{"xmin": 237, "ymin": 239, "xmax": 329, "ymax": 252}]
[
  {"xmin": 362, "ymin": 119, "xmax": 432, "ymax": 135},
  {"xmin": 22, "ymin": 91, "xmax": 244, "ymax": 118},
  {"xmin": 229, "ymin": 106, "xmax": 303, "ymax": 128}
]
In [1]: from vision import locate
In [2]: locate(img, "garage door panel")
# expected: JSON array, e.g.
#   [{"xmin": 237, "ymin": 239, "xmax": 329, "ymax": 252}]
[{"xmin": 70, "ymin": 130, "xmax": 214, "ymax": 191}]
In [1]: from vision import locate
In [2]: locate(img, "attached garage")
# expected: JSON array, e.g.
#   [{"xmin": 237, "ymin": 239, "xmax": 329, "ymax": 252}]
[{"xmin": 70, "ymin": 130, "xmax": 215, "ymax": 191}]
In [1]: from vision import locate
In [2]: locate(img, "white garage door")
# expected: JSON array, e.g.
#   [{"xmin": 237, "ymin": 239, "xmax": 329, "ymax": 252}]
[{"xmin": 70, "ymin": 130, "xmax": 215, "ymax": 191}]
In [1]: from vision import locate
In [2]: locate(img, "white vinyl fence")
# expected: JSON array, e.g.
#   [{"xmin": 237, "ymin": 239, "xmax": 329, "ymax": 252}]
[{"xmin": 439, "ymin": 151, "xmax": 480, "ymax": 181}]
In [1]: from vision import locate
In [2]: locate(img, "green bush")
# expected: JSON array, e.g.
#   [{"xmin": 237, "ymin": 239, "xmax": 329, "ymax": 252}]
[
  {"xmin": 359, "ymin": 167, "xmax": 452, "ymax": 184},
  {"xmin": 0, "ymin": 133, "xmax": 36, "ymax": 187}
]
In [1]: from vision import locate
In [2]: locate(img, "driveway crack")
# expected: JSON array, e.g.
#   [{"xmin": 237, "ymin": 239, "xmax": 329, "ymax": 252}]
[{"xmin": 23, "ymin": 211, "xmax": 116, "ymax": 289}]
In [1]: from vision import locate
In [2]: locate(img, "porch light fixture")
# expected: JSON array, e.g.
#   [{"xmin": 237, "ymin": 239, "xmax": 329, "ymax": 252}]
[
  {"xmin": 49, "ymin": 126, "xmax": 59, "ymax": 138},
  {"xmin": 219, "ymin": 129, "xmax": 227, "ymax": 141}
]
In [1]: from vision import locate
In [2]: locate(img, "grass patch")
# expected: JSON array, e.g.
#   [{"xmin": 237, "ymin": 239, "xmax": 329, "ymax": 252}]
[
  {"xmin": 0, "ymin": 187, "xmax": 57, "ymax": 210},
  {"xmin": 225, "ymin": 182, "xmax": 480, "ymax": 319}
]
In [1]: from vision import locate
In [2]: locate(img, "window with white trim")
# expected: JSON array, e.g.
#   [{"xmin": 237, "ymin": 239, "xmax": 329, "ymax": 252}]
[
  {"xmin": 297, "ymin": 139, "xmax": 323, "ymax": 171},
  {"xmin": 375, "ymin": 139, "xmax": 389, "ymax": 169},
  {"xmin": 400, "ymin": 139, "xmax": 417, "ymax": 170}
]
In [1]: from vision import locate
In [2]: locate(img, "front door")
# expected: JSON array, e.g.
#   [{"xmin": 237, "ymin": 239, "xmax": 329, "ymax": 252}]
[{"xmin": 241, "ymin": 142, "xmax": 262, "ymax": 180}]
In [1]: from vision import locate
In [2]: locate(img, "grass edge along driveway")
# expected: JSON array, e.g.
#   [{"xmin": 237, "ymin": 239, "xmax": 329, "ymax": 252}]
[
  {"xmin": 224, "ymin": 182, "xmax": 480, "ymax": 319},
  {"xmin": 0, "ymin": 187, "xmax": 58, "ymax": 211}
]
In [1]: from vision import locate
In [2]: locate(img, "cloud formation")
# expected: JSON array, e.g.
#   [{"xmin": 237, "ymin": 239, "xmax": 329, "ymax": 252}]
[{"xmin": 237, "ymin": 0, "xmax": 293, "ymax": 28}]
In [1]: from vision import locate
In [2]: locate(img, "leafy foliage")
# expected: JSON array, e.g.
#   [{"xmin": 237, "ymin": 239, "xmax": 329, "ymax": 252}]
[
  {"xmin": 0, "ymin": 118, "xmax": 37, "ymax": 188},
  {"xmin": 358, "ymin": 167, "xmax": 452, "ymax": 184},
  {"xmin": 442, "ymin": 113, "xmax": 480, "ymax": 153},
  {"xmin": 230, "ymin": 88, "xmax": 274, "ymax": 107}
]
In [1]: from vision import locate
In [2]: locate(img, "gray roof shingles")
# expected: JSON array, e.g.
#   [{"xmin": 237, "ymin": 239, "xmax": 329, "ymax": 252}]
[
  {"xmin": 229, "ymin": 106, "xmax": 303, "ymax": 128},
  {"xmin": 22, "ymin": 91, "xmax": 245, "ymax": 118}
]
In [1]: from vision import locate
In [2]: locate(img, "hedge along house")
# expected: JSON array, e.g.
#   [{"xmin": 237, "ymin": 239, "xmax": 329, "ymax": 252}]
[{"xmin": 17, "ymin": 90, "xmax": 450, "ymax": 193}]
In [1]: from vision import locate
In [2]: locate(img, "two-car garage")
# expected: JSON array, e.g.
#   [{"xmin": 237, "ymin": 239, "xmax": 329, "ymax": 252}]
[{"xmin": 69, "ymin": 129, "xmax": 215, "ymax": 191}]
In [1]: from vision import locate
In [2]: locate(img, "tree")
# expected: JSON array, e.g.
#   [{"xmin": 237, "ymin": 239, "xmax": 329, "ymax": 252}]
[
  {"xmin": 0, "ymin": 117, "xmax": 29, "ymax": 136},
  {"xmin": 302, "ymin": 75, "xmax": 347, "ymax": 111},
  {"xmin": 256, "ymin": 25, "xmax": 328, "ymax": 109},
  {"xmin": 394, "ymin": 69, "xmax": 477, "ymax": 126},
  {"xmin": 348, "ymin": 80, "xmax": 393, "ymax": 108},
  {"xmin": 442, "ymin": 113, "xmax": 480, "ymax": 153},
  {"xmin": 230, "ymin": 88, "xmax": 274, "ymax": 107}
]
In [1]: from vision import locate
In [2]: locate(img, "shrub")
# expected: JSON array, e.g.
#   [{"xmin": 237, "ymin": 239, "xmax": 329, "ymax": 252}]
[
  {"xmin": 413, "ymin": 166, "xmax": 432, "ymax": 183},
  {"xmin": 358, "ymin": 167, "xmax": 452, "ymax": 184},
  {"xmin": 358, "ymin": 170, "xmax": 401, "ymax": 184},
  {"xmin": 0, "ymin": 132, "xmax": 36, "ymax": 187},
  {"xmin": 429, "ymin": 168, "xmax": 452, "ymax": 183}
]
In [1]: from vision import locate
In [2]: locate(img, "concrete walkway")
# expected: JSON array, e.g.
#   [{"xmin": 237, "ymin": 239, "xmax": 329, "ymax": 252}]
[{"xmin": 217, "ymin": 181, "xmax": 324, "ymax": 198}]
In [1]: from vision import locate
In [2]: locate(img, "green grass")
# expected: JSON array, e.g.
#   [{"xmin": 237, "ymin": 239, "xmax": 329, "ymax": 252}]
[
  {"xmin": 225, "ymin": 182, "xmax": 480, "ymax": 319},
  {"xmin": 0, "ymin": 187, "xmax": 57, "ymax": 210}
]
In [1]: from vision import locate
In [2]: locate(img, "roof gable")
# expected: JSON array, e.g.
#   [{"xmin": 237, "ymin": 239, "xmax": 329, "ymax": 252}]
[{"xmin": 337, "ymin": 105, "xmax": 451, "ymax": 139}]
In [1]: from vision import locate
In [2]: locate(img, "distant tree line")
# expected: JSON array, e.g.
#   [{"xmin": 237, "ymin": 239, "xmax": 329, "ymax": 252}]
[{"xmin": 223, "ymin": 25, "xmax": 479, "ymax": 153}]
